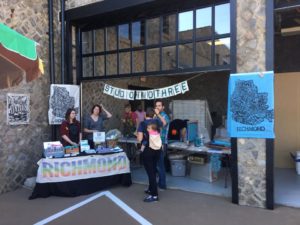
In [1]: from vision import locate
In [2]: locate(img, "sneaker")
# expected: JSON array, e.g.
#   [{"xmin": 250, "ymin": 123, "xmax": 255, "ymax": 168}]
[
  {"xmin": 143, "ymin": 195, "xmax": 159, "ymax": 202},
  {"xmin": 144, "ymin": 189, "xmax": 151, "ymax": 194}
]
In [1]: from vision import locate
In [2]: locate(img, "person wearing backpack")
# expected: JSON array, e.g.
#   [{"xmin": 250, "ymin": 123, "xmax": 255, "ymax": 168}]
[{"xmin": 137, "ymin": 107, "xmax": 162, "ymax": 202}]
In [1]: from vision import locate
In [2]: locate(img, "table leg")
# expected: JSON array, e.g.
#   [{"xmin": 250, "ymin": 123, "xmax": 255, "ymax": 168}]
[{"xmin": 224, "ymin": 154, "xmax": 230, "ymax": 188}]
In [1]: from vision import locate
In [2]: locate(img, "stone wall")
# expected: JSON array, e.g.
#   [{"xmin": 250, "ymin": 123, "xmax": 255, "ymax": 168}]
[
  {"xmin": 236, "ymin": 0, "xmax": 267, "ymax": 208},
  {"xmin": 0, "ymin": 0, "xmax": 51, "ymax": 194},
  {"xmin": 66, "ymin": 0, "xmax": 104, "ymax": 10}
]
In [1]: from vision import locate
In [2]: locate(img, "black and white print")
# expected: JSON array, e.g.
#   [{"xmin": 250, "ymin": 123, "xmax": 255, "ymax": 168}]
[
  {"xmin": 48, "ymin": 85, "xmax": 80, "ymax": 124},
  {"xmin": 227, "ymin": 71, "xmax": 275, "ymax": 138},
  {"xmin": 230, "ymin": 79, "xmax": 274, "ymax": 125},
  {"xmin": 7, "ymin": 93, "xmax": 30, "ymax": 125}
]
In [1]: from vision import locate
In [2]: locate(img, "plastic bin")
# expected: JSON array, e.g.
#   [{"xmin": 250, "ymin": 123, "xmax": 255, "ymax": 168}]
[
  {"xmin": 188, "ymin": 160, "xmax": 217, "ymax": 182},
  {"xmin": 290, "ymin": 151, "xmax": 300, "ymax": 175},
  {"xmin": 170, "ymin": 159, "xmax": 186, "ymax": 177},
  {"xmin": 168, "ymin": 153, "xmax": 186, "ymax": 160},
  {"xmin": 296, "ymin": 151, "xmax": 300, "ymax": 175}
]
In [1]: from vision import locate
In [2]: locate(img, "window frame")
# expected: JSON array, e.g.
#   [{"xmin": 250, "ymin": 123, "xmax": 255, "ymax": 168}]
[{"xmin": 80, "ymin": 1, "xmax": 231, "ymax": 80}]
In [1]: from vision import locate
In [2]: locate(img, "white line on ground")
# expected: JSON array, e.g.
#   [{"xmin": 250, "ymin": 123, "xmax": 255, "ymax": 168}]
[
  {"xmin": 105, "ymin": 191, "xmax": 152, "ymax": 225},
  {"xmin": 33, "ymin": 191, "xmax": 152, "ymax": 225}
]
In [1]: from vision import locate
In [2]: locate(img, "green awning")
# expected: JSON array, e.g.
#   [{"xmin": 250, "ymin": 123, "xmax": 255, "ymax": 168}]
[{"xmin": 0, "ymin": 23, "xmax": 37, "ymax": 60}]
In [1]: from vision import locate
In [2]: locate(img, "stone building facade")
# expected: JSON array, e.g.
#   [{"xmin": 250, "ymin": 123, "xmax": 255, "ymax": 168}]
[
  {"xmin": 0, "ymin": 0, "xmax": 276, "ymax": 211},
  {"xmin": 68, "ymin": 0, "xmax": 274, "ymax": 209}
]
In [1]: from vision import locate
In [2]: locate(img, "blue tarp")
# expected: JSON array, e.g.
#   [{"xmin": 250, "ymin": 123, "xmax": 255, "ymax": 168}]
[{"xmin": 227, "ymin": 71, "xmax": 275, "ymax": 138}]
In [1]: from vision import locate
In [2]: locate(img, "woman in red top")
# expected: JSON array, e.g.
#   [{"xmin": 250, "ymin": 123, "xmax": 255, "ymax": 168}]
[{"xmin": 60, "ymin": 108, "xmax": 82, "ymax": 146}]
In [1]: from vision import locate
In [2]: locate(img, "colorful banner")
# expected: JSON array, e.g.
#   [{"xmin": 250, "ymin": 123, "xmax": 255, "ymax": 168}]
[
  {"xmin": 103, "ymin": 81, "xmax": 189, "ymax": 100},
  {"xmin": 48, "ymin": 84, "xmax": 80, "ymax": 125},
  {"xmin": 36, "ymin": 152, "xmax": 130, "ymax": 183},
  {"xmin": 227, "ymin": 71, "xmax": 274, "ymax": 138}
]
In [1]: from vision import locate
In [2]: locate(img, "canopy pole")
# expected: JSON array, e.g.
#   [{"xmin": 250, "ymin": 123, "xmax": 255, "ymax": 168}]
[
  {"xmin": 48, "ymin": 0, "xmax": 55, "ymax": 84},
  {"xmin": 48, "ymin": 0, "xmax": 57, "ymax": 141},
  {"xmin": 61, "ymin": 0, "xmax": 65, "ymax": 84}
]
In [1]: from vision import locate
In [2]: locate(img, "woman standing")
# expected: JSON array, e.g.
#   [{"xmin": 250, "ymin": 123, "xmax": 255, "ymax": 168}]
[
  {"xmin": 137, "ymin": 107, "xmax": 162, "ymax": 203},
  {"xmin": 122, "ymin": 104, "xmax": 138, "ymax": 137},
  {"xmin": 135, "ymin": 104, "xmax": 146, "ymax": 131},
  {"xmin": 84, "ymin": 104, "xmax": 112, "ymax": 149},
  {"xmin": 60, "ymin": 108, "xmax": 82, "ymax": 147}
]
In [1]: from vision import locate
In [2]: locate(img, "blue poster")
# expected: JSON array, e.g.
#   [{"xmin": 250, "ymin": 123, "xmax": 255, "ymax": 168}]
[{"xmin": 227, "ymin": 71, "xmax": 275, "ymax": 138}]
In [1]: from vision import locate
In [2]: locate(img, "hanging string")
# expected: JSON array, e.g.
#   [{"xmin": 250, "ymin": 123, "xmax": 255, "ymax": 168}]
[
  {"xmin": 98, "ymin": 72, "xmax": 206, "ymax": 90},
  {"xmin": 185, "ymin": 72, "xmax": 206, "ymax": 82}
]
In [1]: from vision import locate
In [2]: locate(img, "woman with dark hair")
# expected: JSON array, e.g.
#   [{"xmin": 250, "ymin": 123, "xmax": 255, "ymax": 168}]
[
  {"xmin": 84, "ymin": 104, "xmax": 112, "ymax": 149},
  {"xmin": 137, "ymin": 107, "xmax": 162, "ymax": 203},
  {"xmin": 60, "ymin": 108, "xmax": 82, "ymax": 147}
]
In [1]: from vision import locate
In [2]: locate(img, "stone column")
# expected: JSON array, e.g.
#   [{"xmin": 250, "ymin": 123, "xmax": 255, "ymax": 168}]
[{"xmin": 236, "ymin": 0, "xmax": 267, "ymax": 208}]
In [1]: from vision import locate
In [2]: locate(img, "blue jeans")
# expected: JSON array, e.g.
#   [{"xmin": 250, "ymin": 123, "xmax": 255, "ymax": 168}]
[{"xmin": 157, "ymin": 144, "xmax": 167, "ymax": 189}]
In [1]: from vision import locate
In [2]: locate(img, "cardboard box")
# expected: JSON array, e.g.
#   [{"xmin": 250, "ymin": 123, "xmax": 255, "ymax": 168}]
[
  {"xmin": 64, "ymin": 146, "xmax": 80, "ymax": 154},
  {"xmin": 170, "ymin": 159, "xmax": 186, "ymax": 177},
  {"xmin": 188, "ymin": 160, "xmax": 217, "ymax": 182},
  {"xmin": 43, "ymin": 141, "xmax": 64, "ymax": 158}
]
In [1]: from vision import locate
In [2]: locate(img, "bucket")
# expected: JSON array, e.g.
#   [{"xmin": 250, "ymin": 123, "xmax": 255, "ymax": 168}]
[
  {"xmin": 170, "ymin": 159, "xmax": 186, "ymax": 177},
  {"xmin": 296, "ymin": 151, "xmax": 300, "ymax": 175}
]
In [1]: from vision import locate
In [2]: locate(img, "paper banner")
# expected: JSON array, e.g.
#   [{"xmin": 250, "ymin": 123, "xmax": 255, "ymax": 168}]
[
  {"xmin": 103, "ymin": 81, "xmax": 189, "ymax": 100},
  {"xmin": 104, "ymin": 84, "xmax": 135, "ymax": 100}
]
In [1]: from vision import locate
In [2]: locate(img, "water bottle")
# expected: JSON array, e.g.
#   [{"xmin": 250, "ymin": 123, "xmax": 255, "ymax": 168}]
[
  {"xmin": 194, "ymin": 137, "xmax": 201, "ymax": 147},
  {"xmin": 200, "ymin": 134, "xmax": 204, "ymax": 146}
]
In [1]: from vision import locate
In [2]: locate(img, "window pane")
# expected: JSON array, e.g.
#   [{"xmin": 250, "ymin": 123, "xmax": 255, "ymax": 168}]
[
  {"xmin": 147, "ymin": 48, "xmax": 160, "ymax": 71},
  {"xmin": 178, "ymin": 43, "xmax": 193, "ymax": 68},
  {"xmin": 146, "ymin": 17, "xmax": 160, "ymax": 45},
  {"xmin": 82, "ymin": 57, "xmax": 93, "ymax": 77},
  {"xmin": 82, "ymin": 31, "xmax": 93, "ymax": 54},
  {"xmin": 72, "ymin": 26, "xmax": 76, "ymax": 46},
  {"xmin": 215, "ymin": 3, "xmax": 230, "ymax": 35},
  {"xmin": 215, "ymin": 38, "xmax": 230, "ymax": 66},
  {"xmin": 196, "ymin": 7, "xmax": 212, "ymax": 37},
  {"xmin": 72, "ymin": 48, "xmax": 76, "ymax": 68},
  {"xmin": 162, "ymin": 14, "xmax": 176, "ymax": 43},
  {"xmin": 132, "ymin": 21, "xmax": 145, "ymax": 47},
  {"xmin": 95, "ymin": 29, "xmax": 104, "ymax": 52},
  {"xmin": 106, "ymin": 54, "xmax": 117, "ymax": 75},
  {"xmin": 196, "ymin": 41, "xmax": 211, "ymax": 67},
  {"xmin": 119, "ymin": 52, "xmax": 131, "ymax": 74},
  {"xmin": 95, "ymin": 55, "xmax": 105, "ymax": 76},
  {"xmin": 132, "ymin": 50, "xmax": 145, "ymax": 73},
  {"xmin": 106, "ymin": 26, "xmax": 117, "ymax": 51},
  {"xmin": 119, "ymin": 24, "xmax": 130, "ymax": 49},
  {"xmin": 179, "ymin": 11, "xmax": 193, "ymax": 41},
  {"xmin": 162, "ymin": 46, "xmax": 176, "ymax": 70}
]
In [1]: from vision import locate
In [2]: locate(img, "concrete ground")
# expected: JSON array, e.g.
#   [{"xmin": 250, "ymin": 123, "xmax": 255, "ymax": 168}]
[{"xmin": 0, "ymin": 184, "xmax": 299, "ymax": 225}]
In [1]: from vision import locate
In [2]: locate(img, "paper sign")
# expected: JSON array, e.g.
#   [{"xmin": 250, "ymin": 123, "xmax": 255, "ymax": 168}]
[
  {"xmin": 227, "ymin": 71, "xmax": 274, "ymax": 138},
  {"xmin": 93, "ymin": 132, "xmax": 106, "ymax": 143},
  {"xmin": 103, "ymin": 81, "xmax": 189, "ymax": 100}
]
